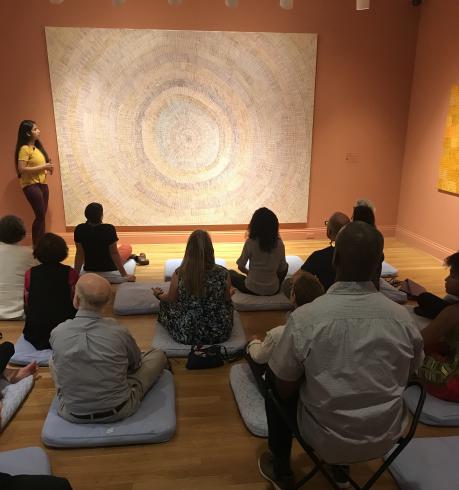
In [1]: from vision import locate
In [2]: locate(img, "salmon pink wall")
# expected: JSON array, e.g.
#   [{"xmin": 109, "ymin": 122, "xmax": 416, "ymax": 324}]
[
  {"xmin": 0, "ymin": 0, "xmax": 419, "ymax": 244},
  {"xmin": 396, "ymin": 0, "xmax": 459, "ymax": 259}
]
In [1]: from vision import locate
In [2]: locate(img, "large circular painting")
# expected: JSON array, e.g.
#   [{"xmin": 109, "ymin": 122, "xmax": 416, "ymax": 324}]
[{"xmin": 46, "ymin": 27, "xmax": 317, "ymax": 226}]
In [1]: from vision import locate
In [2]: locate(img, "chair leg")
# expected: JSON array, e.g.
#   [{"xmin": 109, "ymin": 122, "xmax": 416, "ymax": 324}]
[
  {"xmin": 267, "ymin": 381, "xmax": 426, "ymax": 490},
  {"xmin": 290, "ymin": 442, "xmax": 342, "ymax": 490},
  {"xmin": 294, "ymin": 465, "xmax": 319, "ymax": 489}
]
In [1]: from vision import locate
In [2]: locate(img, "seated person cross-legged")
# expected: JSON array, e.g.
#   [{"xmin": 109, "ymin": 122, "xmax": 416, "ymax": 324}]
[
  {"xmin": 352, "ymin": 202, "xmax": 383, "ymax": 290},
  {"xmin": 50, "ymin": 274, "xmax": 166, "ymax": 424},
  {"xmin": 296, "ymin": 211, "xmax": 349, "ymax": 293},
  {"xmin": 74, "ymin": 202, "xmax": 135, "ymax": 282},
  {"xmin": 419, "ymin": 252, "xmax": 459, "ymax": 402},
  {"xmin": 23, "ymin": 233, "xmax": 77, "ymax": 350},
  {"xmin": 246, "ymin": 271, "xmax": 324, "ymax": 386},
  {"xmin": 414, "ymin": 253, "xmax": 459, "ymax": 320},
  {"xmin": 230, "ymin": 207, "xmax": 288, "ymax": 296},
  {"xmin": 154, "ymin": 230, "xmax": 233, "ymax": 345},
  {"xmin": 282, "ymin": 211, "xmax": 349, "ymax": 299},
  {"xmin": 258, "ymin": 222, "xmax": 424, "ymax": 490},
  {"xmin": 0, "ymin": 215, "xmax": 36, "ymax": 320}
]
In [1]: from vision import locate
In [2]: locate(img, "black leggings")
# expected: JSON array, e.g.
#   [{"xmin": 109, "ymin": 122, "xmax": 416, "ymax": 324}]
[
  {"xmin": 0, "ymin": 342, "xmax": 15, "ymax": 373},
  {"xmin": 229, "ymin": 268, "xmax": 288, "ymax": 295},
  {"xmin": 229, "ymin": 270, "xmax": 257, "ymax": 294}
]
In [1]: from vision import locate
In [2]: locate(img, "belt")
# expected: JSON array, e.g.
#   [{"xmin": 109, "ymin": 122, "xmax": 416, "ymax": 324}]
[{"xmin": 70, "ymin": 399, "xmax": 128, "ymax": 420}]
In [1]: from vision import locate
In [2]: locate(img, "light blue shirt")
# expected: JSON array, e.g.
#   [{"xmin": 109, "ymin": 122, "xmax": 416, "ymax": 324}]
[
  {"xmin": 50, "ymin": 309, "xmax": 141, "ymax": 414},
  {"xmin": 270, "ymin": 281, "xmax": 424, "ymax": 464}
]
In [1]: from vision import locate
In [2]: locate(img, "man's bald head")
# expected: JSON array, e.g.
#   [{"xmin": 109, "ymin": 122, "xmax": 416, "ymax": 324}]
[
  {"xmin": 327, "ymin": 212, "xmax": 350, "ymax": 242},
  {"xmin": 75, "ymin": 273, "xmax": 111, "ymax": 311},
  {"xmin": 333, "ymin": 222, "xmax": 384, "ymax": 282}
]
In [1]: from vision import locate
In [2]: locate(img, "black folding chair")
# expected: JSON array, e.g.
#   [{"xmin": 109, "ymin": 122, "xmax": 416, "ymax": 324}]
[{"xmin": 267, "ymin": 380, "xmax": 426, "ymax": 490}]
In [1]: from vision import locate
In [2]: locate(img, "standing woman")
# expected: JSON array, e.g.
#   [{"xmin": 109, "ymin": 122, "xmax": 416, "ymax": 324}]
[
  {"xmin": 15, "ymin": 120, "xmax": 53, "ymax": 246},
  {"xmin": 230, "ymin": 207, "xmax": 288, "ymax": 295}
]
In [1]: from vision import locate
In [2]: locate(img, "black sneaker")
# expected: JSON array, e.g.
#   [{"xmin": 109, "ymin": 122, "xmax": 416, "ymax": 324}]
[
  {"xmin": 327, "ymin": 464, "xmax": 350, "ymax": 489},
  {"xmin": 258, "ymin": 452, "xmax": 295, "ymax": 490}
]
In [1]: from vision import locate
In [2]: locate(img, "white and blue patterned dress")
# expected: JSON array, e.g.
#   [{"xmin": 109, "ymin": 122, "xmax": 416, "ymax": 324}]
[{"xmin": 158, "ymin": 265, "xmax": 233, "ymax": 345}]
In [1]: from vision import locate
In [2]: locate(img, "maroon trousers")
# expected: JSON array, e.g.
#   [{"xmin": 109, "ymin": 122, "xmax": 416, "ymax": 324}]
[{"xmin": 22, "ymin": 183, "xmax": 49, "ymax": 246}]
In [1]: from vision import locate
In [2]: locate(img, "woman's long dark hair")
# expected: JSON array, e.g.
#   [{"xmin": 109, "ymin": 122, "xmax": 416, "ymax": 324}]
[
  {"xmin": 14, "ymin": 120, "xmax": 49, "ymax": 177},
  {"xmin": 248, "ymin": 207, "xmax": 279, "ymax": 253}
]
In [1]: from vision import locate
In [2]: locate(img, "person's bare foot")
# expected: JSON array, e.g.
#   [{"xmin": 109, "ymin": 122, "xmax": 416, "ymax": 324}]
[{"xmin": 12, "ymin": 361, "xmax": 38, "ymax": 383}]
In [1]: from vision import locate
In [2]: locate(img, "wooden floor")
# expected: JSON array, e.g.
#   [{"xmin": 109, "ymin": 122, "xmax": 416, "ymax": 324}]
[{"xmin": 0, "ymin": 238, "xmax": 456, "ymax": 490}]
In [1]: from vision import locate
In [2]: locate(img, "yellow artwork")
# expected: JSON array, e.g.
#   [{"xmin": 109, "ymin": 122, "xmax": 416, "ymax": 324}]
[{"xmin": 438, "ymin": 85, "xmax": 459, "ymax": 195}]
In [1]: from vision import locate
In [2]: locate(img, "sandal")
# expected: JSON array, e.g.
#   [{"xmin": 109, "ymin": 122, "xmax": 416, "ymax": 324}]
[{"xmin": 137, "ymin": 253, "xmax": 149, "ymax": 266}]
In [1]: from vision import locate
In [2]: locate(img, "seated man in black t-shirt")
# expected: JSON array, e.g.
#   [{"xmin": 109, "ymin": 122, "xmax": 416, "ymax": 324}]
[
  {"xmin": 74, "ymin": 203, "xmax": 135, "ymax": 282},
  {"xmin": 300, "ymin": 212, "xmax": 350, "ymax": 290},
  {"xmin": 283, "ymin": 212, "xmax": 349, "ymax": 296}
]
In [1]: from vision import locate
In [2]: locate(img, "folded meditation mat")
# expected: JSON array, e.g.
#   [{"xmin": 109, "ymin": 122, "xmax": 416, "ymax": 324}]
[
  {"xmin": 81, "ymin": 258, "xmax": 137, "ymax": 284},
  {"xmin": 114, "ymin": 282, "xmax": 170, "ymax": 315},
  {"xmin": 41, "ymin": 369, "xmax": 175, "ymax": 448},
  {"xmin": 0, "ymin": 447, "xmax": 51, "ymax": 476},
  {"xmin": 229, "ymin": 363, "xmax": 267, "ymax": 437},
  {"xmin": 381, "ymin": 261, "xmax": 398, "ymax": 277},
  {"xmin": 0, "ymin": 375, "xmax": 34, "ymax": 431},
  {"xmin": 404, "ymin": 386, "xmax": 459, "ymax": 426},
  {"xmin": 232, "ymin": 290, "xmax": 291, "ymax": 311},
  {"xmin": 9, "ymin": 335, "xmax": 51, "ymax": 366},
  {"xmin": 385, "ymin": 436, "xmax": 459, "ymax": 490},
  {"xmin": 164, "ymin": 258, "xmax": 227, "ymax": 281},
  {"xmin": 152, "ymin": 311, "xmax": 246, "ymax": 357}
]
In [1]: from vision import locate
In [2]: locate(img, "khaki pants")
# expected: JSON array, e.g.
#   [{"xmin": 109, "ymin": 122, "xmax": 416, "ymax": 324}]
[{"xmin": 52, "ymin": 348, "xmax": 167, "ymax": 424}]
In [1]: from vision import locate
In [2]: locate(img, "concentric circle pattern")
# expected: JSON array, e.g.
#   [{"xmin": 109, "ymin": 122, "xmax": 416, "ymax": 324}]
[{"xmin": 46, "ymin": 27, "xmax": 317, "ymax": 226}]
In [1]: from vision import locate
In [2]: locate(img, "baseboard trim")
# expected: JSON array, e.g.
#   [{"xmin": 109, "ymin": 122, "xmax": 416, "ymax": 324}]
[
  {"xmin": 52, "ymin": 228, "xmax": 318, "ymax": 244},
  {"xmin": 25, "ymin": 224, "xmax": 397, "ymax": 245},
  {"xmin": 395, "ymin": 226, "xmax": 455, "ymax": 260}
]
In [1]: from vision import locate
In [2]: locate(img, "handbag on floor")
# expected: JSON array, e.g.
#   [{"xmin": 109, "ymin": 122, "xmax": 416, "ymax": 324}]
[
  {"xmin": 186, "ymin": 344, "xmax": 227, "ymax": 369},
  {"xmin": 186, "ymin": 344, "xmax": 245, "ymax": 369}
]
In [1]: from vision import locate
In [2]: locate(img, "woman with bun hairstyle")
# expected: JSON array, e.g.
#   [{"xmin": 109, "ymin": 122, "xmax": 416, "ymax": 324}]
[{"xmin": 15, "ymin": 120, "xmax": 53, "ymax": 246}]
